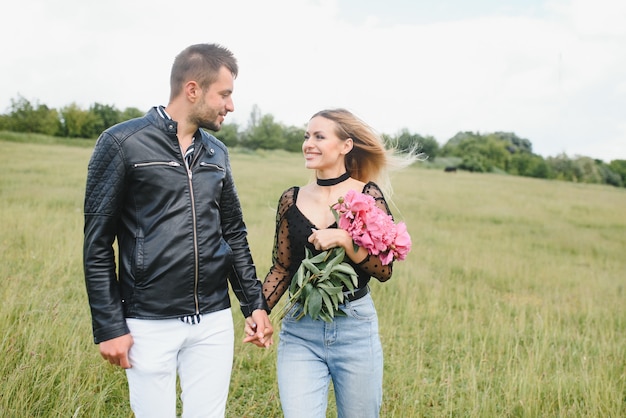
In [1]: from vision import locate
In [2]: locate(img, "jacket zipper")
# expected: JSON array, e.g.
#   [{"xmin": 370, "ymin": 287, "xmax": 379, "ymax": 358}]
[
  {"xmin": 133, "ymin": 161, "xmax": 181, "ymax": 168},
  {"xmin": 186, "ymin": 149, "xmax": 201, "ymax": 315},
  {"xmin": 199, "ymin": 161, "xmax": 225, "ymax": 171}
]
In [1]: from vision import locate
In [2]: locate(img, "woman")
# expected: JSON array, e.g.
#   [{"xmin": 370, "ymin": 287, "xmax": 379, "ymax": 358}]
[{"xmin": 246, "ymin": 108, "xmax": 417, "ymax": 417}]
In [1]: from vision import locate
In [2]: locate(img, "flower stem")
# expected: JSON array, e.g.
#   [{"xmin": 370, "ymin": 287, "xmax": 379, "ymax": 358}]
[{"xmin": 273, "ymin": 271, "xmax": 318, "ymax": 322}]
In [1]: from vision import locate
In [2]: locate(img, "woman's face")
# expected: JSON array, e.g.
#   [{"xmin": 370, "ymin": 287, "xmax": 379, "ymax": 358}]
[{"xmin": 302, "ymin": 116, "xmax": 352, "ymax": 173}]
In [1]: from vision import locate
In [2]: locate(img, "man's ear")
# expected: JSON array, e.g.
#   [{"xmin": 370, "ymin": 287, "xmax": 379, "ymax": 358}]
[{"xmin": 185, "ymin": 81, "xmax": 201, "ymax": 102}]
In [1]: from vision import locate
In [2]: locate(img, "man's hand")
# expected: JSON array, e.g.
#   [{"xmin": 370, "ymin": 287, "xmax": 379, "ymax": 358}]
[
  {"xmin": 99, "ymin": 333, "xmax": 134, "ymax": 369},
  {"xmin": 243, "ymin": 309, "xmax": 274, "ymax": 348}
]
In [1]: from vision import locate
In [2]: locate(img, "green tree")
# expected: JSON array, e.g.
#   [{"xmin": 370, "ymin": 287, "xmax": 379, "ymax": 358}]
[
  {"xmin": 608, "ymin": 160, "xmax": 626, "ymax": 187},
  {"xmin": 121, "ymin": 107, "xmax": 145, "ymax": 121},
  {"xmin": 443, "ymin": 132, "xmax": 510, "ymax": 172},
  {"xmin": 241, "ymin": 113, "xmax": 285, "ymax": 150},
  {"xmin": 481, "ymin": 134, "xmax": 513, "ymax": 171},
  {"xmin": 283, "ymin": 125, "xmax": 306, "ymax": 153},
  {"xmin": 490, "ymin": 131, "xmax": 533, "ymax": 154},
  {"xmin": 547, "ymin": 153, "xmax": 586, "ymax": 182},
  {"xmin": 60, "ymin": 103, "xmax": 101, "ymax": 138},
  {"xmin": 459, "ymin": 154, "xmax": 488, "ymax": 172},
  {"xmin": 440, "ymin": 131, "xmax": 476, "ymax": 153},
  {"xmin": 547, "ymin": 154, "xmax": 570, "ymax": 181},
  {"xmin": 390, "ymin": 129, "xmax": 439, "ymax": 160},
  {"xmin": 90, "ymin": 103, "xmax": 122, "ymax": 132},
  {"xmin": 596, "ymin": 162, "xmax": 623, "ymax": 187},
  {"xmin": 573, "ymin": 156, "xmax": 603, "ymax": 184},
  {"xmin": 4, "ymin": 95, "xmax": 60, "ymax": 135},
  {"xmin": 509, "ymin": 153, "xmax": 553, "ymax": 179},
  {"xmin": 208, "ymin": 123, "xmax": 240, "ymax": 147},
  {"xmin": 418, "ymin": 136, "xmax": 440, "ymax": 160}
]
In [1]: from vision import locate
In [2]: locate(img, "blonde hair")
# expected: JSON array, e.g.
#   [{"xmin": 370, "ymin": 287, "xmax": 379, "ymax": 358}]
[{"xmin": 310, "ymin": 108, "xmax": 421, "ymax": 197}]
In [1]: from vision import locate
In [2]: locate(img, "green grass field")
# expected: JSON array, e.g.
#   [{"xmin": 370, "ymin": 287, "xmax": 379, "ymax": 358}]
[{"xmin": 1, "ymin": 137, "xmax": 624, "ymax": 417}]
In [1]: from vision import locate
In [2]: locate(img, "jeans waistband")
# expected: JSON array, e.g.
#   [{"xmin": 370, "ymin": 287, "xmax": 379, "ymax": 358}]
[{"xmin": 345, "ymin": 286, "xmax": 369, "ymax": 302}]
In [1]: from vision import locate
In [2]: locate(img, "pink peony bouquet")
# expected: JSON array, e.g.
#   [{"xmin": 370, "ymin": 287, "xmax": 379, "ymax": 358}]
[
  {"xmin": 276, "ymin": 190, "xmax": 411, "ymax": 322},
  {"xmin": 331, "ymin": 189, "xmax": 411, "ymax": 265}
]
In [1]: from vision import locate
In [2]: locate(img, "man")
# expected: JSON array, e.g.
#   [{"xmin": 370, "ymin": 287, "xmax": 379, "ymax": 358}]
[{"xmin": 83, "ymin": 43, "xmax": 273, "ymax": 418}]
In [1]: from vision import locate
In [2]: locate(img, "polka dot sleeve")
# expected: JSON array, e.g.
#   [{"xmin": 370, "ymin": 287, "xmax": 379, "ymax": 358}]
[
  {"xmin": 262, "ymin": 187, "xmax": 297, "ymax": 310},
  {"xmin": 358, "ymin": 182, "xmax": 394, "ymax": 282}
]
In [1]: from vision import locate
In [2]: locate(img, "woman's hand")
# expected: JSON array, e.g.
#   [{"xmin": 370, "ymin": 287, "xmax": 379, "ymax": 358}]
[
  {"xmin": 243, "ymin": 309, "xmax": 274, "ymax": 348},
  {"xmin": 308, "ymin": 228, "xmax": 351, "ymax": 252},
  {"xmin": 308, "ymin": 228, "xmax": 369, "ymax": 263}
]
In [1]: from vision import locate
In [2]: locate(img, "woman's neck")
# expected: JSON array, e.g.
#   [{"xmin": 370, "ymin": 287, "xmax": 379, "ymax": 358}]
[{"xmin": 316, "ymin": 171, "xmax": 350, "ymax": 187}]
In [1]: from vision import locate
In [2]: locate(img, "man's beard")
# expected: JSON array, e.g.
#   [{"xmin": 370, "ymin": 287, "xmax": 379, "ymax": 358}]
[
  {"xmin": 199, "ymin": 119, "xmax": 220, "ymax": 132},
  {"xmin": 192, "ymin": 99, "xmax": 222, "ymax": 132}
]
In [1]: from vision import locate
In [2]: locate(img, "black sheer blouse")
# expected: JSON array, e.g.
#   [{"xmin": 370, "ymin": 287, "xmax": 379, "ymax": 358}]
[{"xmin": 262, "ymin": 182, "xmax": 394, "ymax": 310}]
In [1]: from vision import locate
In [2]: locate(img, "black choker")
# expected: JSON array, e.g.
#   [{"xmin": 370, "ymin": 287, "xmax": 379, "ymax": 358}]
[{"xmin": 317, "ymin": 172, "xmax": 350, "ymax": 186}]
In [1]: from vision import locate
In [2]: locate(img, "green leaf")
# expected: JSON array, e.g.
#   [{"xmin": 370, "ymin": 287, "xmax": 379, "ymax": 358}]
[
  {"xmin": 295, "ymin": 263, "xmax": 306, "ymax": 287},
  {"xmin": 317, "ymin": 283, "xmax": 344, "ymax": 295},
  {"xmin": 327, "ymin": 294, "xmax": 340, "ymax": 310},
  {"xmin": 319, "ymin": 268, "xmax": 331, "ymax": 283},
  {"xmin": 302, "ymin": 283, "xmax": 313, "ymax": 300},
  {"xmin": 301, "ymin": 257, "xmax": 321, "ymax": 275},
  {"xmin": 307, "ymin": 289, "xmax": 323, "ymax": 320},
  {"xmin": 326, "ymin": 247, "xmax": 345, "ymax": 268},
  {"xmin": 319, "ymin": 311, "xmax": 333, "ymax": 323},
  {"xmin": 308, "ymin": 249, "xmax": 330, "ymax": 264},
  {"xmin": 331, "ymin": 262, "xmax": 357, "ymax": 276},
  {"xmin": 320, "ymin": 292, "xmax": 335, "ymax": 317},
  {"xmin": 331, "ymin": 263, "xmax": 358, "ymax": 287},
  {"xmin": 337, "ymin": 292, "xmax": 345, "ymax": 303},
  {"xmin": 331, "ymin": 272, "xmax": 357, "ymax": 291}
]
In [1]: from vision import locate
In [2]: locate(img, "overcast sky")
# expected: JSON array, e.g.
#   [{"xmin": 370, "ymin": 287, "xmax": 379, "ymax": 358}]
[{"xmin": 2, "ymin": 0, "xmax": 625, "ymax": 161}]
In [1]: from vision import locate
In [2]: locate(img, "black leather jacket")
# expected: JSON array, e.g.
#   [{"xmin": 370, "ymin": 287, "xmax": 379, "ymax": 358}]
[{"xmin": 83, "ymin": 107, "xmax": 268, "ymax": 344}]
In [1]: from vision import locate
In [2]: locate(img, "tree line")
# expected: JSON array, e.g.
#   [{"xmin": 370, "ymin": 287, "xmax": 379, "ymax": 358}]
[{"xmin": 1, "ymin": 95, "xmax": 625, "ymax": 188}]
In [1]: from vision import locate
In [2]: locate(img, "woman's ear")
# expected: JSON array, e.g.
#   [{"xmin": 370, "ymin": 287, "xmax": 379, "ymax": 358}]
[{"xmin": 342, "ymin": 137, "xmax": 354, "ymax": 155}]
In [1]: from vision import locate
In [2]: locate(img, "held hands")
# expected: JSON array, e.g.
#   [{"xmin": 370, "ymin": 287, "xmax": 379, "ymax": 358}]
[
  {"xmin": 99, "ymin": 333, "xmax": 134, "ymax": 369},
  {"xmin": 243, "ymin": 309, "xmax": 274, "ymax": 348}
]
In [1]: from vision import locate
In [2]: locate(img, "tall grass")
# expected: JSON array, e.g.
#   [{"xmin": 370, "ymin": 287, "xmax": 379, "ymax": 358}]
[{"xmin": 1, "ymin": 138, "xmax": 624, "ymax": 417}]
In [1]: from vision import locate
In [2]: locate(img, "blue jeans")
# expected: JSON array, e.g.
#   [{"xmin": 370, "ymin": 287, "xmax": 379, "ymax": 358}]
[{"xmin": 277, "ymin": 293, "xmax": 383, "ymax": 418}]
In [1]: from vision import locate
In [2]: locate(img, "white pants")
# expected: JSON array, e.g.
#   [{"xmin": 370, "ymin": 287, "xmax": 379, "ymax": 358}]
[{"xmin": 125, "ymin": 309, "xmax": 234, "ymax": 418}]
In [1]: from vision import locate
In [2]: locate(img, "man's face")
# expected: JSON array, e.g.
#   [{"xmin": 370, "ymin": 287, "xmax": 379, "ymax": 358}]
[{"xmin": 191, "ymin": 66, "xmax": 235, "ymax": 132}]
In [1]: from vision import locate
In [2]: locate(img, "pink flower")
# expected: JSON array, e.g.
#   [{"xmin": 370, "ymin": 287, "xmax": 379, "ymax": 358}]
[
  {"xmin": 332, "ymin": 190, "xmax": 411, "ymax": 265},
  {"xmin": 391, "ymin": 221, "xmax": 411, "ymax": 261},
  {"xmin": 379, "ymin": 250, "xmax": 395, "ymax": 266}
]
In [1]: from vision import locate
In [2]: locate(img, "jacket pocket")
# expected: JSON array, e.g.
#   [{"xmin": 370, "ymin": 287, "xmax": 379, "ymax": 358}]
[
  {"xmin": 133, "ymin": 161, "xmax": 181, "ymax": 168},
  {"xmin": 199, "ymin": 161, "xmax": 225, "ymax": 171}
]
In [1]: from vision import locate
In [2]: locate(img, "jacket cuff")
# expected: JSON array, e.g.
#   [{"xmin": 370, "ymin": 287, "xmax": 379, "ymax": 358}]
[
  {"xmin": 239, "ymin": 298, "xmax": 270, "ymax": 318},
  {"xmin": 93, "ymin": 323, "xmax": 130, "ymax": 344}
]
